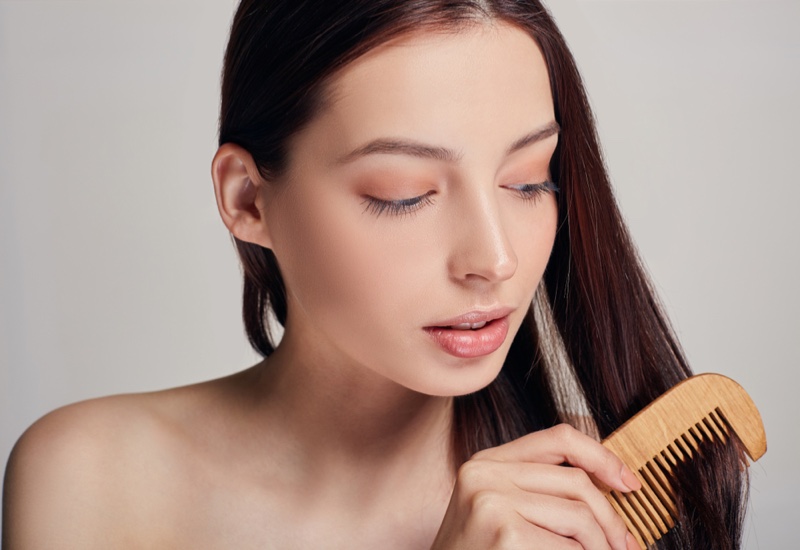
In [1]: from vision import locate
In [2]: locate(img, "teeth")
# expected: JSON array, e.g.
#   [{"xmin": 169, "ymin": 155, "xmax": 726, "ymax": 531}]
[{"xmin": 450, "ymin": 321, "xmax": 487, "ymax": 330}]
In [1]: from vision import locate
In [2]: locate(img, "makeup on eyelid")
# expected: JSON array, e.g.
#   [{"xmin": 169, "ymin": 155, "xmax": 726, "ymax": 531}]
[
  {"xmin": 361, "ymin": 180, "xmax": 559, "ymax": 217},
  {"xmin": 256, "ymin": 22, "xmax": 560, "ymax": 397}
]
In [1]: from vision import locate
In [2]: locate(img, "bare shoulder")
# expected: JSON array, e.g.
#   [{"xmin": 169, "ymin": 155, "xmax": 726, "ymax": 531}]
[{"xmin": 3, "ymin": 374, "xmax": 245, "ymax": 549}]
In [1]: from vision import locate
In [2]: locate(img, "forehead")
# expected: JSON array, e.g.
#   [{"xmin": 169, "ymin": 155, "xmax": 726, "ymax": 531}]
[{"xmin": 293, "ymin": 22, "xmax": 555, "ymax": 165}]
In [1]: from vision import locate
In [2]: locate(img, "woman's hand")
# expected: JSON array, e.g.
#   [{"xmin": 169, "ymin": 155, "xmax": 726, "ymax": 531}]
[{"xmin": 430, "ymin": 424, "xmax": 641, "ymax": 550}]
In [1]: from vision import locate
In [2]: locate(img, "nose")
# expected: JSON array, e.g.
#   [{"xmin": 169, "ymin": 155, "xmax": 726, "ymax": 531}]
[{"xmin": 446, "ymin": 190, "xmax": 518, "ymax": 285}]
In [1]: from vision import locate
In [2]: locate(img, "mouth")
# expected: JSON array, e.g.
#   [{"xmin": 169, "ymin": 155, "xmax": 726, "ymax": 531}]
[
  {"xmin": 439, "ymin": 320, "xmax": 491, "ymax": 330},
  {"xmin": 424, "ymin": 307, "xmax": 514, "ymax": 358}
]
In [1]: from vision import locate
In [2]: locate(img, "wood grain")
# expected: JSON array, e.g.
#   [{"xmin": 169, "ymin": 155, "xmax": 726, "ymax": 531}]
[{"xmin": 601, "ymin": 373, "xmax": 766, "ymax": 548}]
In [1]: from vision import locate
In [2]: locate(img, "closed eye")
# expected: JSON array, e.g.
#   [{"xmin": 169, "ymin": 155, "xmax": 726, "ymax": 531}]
[
  {"xmin": 506, "ymin": 180, "xmax": 559, "ymax": 203},
  {"xmin": 362, "ymin": 190, "xmax": 436, "ymax": 218},
  {"xmin": 362, "ymin": 180, "xmax": 558, "ymax": 218}
]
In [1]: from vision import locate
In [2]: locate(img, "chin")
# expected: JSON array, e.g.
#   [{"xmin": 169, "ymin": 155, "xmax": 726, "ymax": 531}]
[{"xmin": 411, "ymin": 354, "xmax": 507, "ymax": 398}]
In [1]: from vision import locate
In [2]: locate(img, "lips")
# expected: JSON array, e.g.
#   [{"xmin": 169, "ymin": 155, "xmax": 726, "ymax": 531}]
[
  {"xmin": 427, "ymin": 306, "xmax": 515, "ymax": 329},
  {"xmin": 424, "ymin": 307, "xmax": 514, "ymax": 358},
  {"xmin": 449, "ymin": 321, "xmax": 489, "ymax": 330}
]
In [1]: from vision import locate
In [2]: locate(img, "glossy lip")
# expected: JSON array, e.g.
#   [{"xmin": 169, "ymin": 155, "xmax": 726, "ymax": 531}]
[
  {"xmin": 425, "ymin": 306, "xmax": 516, "ymax": 328},
  {"xmin": 423, "ymin": 306, "xmax": 516, "ymax": 359}
]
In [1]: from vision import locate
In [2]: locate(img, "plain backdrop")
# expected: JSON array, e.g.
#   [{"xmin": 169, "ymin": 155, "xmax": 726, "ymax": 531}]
[{"xmin": 1, "ymin": 0, "xmax": 797, "ymax": 547}]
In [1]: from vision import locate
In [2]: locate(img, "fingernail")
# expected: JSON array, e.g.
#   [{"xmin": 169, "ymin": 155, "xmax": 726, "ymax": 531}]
[
  {"xmin": 620, "ymin": 465, "xmax": 642, "ymax": 491},
  {"xmin": 626, "ymin": 532, "xmax": 641, "ymax": 550}
]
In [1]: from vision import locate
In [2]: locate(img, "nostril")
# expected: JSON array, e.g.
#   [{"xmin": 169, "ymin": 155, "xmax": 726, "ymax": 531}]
[{"xmin": 445, "ymin": 197, "xmax": 518, "ymax": 283}]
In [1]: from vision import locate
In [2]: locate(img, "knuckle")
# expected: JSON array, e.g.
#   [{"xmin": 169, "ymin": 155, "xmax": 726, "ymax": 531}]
[
  {"xmin": 552, "ymin": 423, "xmax": 577, "ymax": 443},
  {"xmin": 470, "ymin": 490, "xmax": 507, "ymax": 524},
  {"xmin": 568, "ymin": 500, "xmax": 595, "ymax": 526},
  {"xmin": 567, "ymin": 466, "xmax": 593, "ymax": 491},
  {"xmin": 600, "ymin": 446, "xmax": 621, "ymax": 467},
  {"xmin": 457, "ymin": 457, "xmax": 505, "ymax": 492},
  {"xmin": 471, "ymin": 448, "xmax": 491, "ymax": 461},
  {"xmin": 457, "ymin": 460, "xmax": 488, "ymax": 491},
  {"xmin": 492, "ymin": 522, "xmax": 526, "ymax": 548}
]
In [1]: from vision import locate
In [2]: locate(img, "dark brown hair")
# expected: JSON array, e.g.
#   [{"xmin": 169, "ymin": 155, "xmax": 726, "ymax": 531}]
[{"xmin": 219, "ymin": 1, "xmax": 748, "ymax": 548}]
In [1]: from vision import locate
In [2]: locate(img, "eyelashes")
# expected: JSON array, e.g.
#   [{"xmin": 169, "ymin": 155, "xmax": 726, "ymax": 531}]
[
  {"xmin": 362, "ymin": 190, "xmax": 436, "ymax": 218},
  {"xmin": 509, "ymin": 180, "xmax": 560, "ymax": 203},
  {"xmin": 362, "ymin": 181, "xmax": 559, "ymax": 218}
]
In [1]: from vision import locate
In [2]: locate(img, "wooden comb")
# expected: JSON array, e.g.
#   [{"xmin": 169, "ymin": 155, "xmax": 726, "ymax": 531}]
[{"xmin": 600, "ymin": 373, "xmax": 766, "ymax": 549}]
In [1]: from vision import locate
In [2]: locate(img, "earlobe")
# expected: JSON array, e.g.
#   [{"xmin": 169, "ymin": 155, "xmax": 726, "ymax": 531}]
[{"xmin": 211, "ymin": 143, "xmax": 273, "ymax": 249}]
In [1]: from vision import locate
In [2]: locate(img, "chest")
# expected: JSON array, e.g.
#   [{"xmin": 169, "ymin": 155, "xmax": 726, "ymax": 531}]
[{"xmin": 145, "ymin": 478, "xmax": 441, "ymax": 550}]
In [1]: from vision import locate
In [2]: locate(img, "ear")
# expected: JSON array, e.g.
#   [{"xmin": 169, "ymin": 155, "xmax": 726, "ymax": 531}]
[{"xmin": 212, "ymin": 143, "xmax": 273, "ymax": 249}]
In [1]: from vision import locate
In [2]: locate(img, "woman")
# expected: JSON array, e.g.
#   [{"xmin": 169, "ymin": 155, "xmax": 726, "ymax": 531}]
[{"xmin": 3, "ymin": 1, "xmax": 747, "ymax": 548}]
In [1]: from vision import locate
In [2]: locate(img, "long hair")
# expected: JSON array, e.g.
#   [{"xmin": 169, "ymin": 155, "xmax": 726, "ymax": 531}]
[{"xmin": 218, "ymin": 1, "xmax": 748, "ymax": 548}]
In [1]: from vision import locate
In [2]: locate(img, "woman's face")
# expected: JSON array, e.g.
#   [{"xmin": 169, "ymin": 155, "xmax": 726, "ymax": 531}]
[{"xmin": 263, "ymin": 22, "xmax": 559, "ymax": 397}]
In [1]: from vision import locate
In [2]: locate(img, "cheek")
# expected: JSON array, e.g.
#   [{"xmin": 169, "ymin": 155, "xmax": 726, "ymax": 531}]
[
  {"xmin": 519, "ymin": 199, "xmax": 558, "ymax": 275},
  {"xmin": 269, "ymin": 191, "xmax": 428, "ymax": 331},
  {"xmin": 499, "ymin": 195, "xmax": 559, "ymax": 291},
  {"xmin": 270, "ymin": 187, "xmax": 559, "ymax": 359}
]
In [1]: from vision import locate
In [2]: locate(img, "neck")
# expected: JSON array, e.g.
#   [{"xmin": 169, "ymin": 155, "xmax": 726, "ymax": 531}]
[
  {"xmin": 224, "ymin": 328, "xmax": 456, "ymax": 547},
  {"xmin": 244, "ymin": 329, "xmax": 456, "ymax": 489}
]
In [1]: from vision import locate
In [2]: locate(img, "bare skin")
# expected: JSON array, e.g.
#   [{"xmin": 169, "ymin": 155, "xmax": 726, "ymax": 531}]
[
  {"xmin": 4, "ymin": 367, "xmax": 455, "ymax": 549},
  {"xmin": 4, "ymin": 22, "xmax": 640, "ymax": 550}
]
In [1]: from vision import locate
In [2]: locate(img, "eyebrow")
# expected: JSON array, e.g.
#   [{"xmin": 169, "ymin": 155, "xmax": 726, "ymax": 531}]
[{"xmin": 335, "ymin": 120, "xmax": 560, "ymax": 165}]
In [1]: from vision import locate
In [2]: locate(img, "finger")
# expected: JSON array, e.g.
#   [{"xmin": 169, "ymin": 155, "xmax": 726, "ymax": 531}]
[
  {"xmin": 476, "ymin": 424, "xmax": 641, "ymax": 494},
  {"xmin": 461, "ymin": 458, "xmax": 629, "ymax": 547},
  {"xmin": 496, "ymin": 516, "xmax": 584, "ymax": 550},
  {"xmin": 507, "ymin": 490, "xmax": 614, "ymax": 550},
  {"xmin": 451, "ymin": 459, "xmax": 629, "ymax": 550},
  {"xmin": 525, "ymin": 524, "xmax": 585, "ymax": 550},
  {"xmin": 506, "ymin": 462, "xmax": 632, "ymax": 550}
]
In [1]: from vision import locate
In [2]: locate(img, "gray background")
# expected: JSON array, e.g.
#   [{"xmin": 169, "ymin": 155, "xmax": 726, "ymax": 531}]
[{"xmin": 1, "ymin": 0, "xmax": 797, "ymax": 546}]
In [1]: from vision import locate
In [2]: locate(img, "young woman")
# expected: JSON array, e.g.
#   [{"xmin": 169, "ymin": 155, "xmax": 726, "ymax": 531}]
[{"xmin": 3, "ymin": 1, "xmax": 747, "ymax": 549}]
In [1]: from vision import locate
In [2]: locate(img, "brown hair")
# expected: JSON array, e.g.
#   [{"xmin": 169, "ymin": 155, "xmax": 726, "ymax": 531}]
[{"xmin": 219, "ymin": 1, "xmax": 747, "ymax": 548}]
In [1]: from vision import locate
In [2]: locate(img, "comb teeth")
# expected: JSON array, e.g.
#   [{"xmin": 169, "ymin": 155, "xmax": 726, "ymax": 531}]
[
  {"xmin": 600, "ymin": 374, "xmax": 765, "ymax": 550},
  {"xmin": 610, "ymin": 415, "xmax": 724, "ymax": 548}
]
